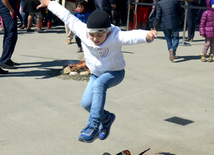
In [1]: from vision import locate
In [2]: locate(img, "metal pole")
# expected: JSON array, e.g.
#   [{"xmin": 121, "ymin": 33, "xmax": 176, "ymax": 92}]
[
  {"xmin": 126, "ymin": 0, "xmax": 131, "ymax": 31},
  {"xmin": 179, "ymin": 2, "xmax": 191, "ymax": 46}
]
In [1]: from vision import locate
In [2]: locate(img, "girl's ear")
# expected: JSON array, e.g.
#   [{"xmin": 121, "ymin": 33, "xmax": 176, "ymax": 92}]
[{"xmin": 107, "ymin": 32, "xmax": 111, "ymax": 36}]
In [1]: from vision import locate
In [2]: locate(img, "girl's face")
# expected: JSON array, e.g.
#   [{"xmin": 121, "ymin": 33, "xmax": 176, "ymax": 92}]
[
  {"xmin": 89, "ymin": 32, "xmax": 109, "ymax": 45},
  {"xmin": 77, "ymin": 4, "xmax": 84, "ymax": 12}
]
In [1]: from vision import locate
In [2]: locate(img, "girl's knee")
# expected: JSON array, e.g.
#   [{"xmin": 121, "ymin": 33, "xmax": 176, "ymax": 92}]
[{"xmin": 81, "ymin": 100, "xmax": 91, "ymax": 112}]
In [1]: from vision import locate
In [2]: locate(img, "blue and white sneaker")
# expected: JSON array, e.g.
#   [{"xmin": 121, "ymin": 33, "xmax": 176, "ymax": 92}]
[
  {"xmin": 78, "ymin": 126, "xmax": 99, "ymax": 143},
  {"xmin": 99, "ymin": 113, "xmax": 116, "ymax": 140}
]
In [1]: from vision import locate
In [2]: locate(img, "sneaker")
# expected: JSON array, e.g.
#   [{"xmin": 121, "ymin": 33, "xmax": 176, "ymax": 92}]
[
  {"xmin": 201, "ymin": 54, "xmax": 206, "ymax": 62},
  {"xmin": 169, "ymin": 49, "xmax": 174, "ymax": 62},
  {"xmin": 99, "ymin": 113, "xmax": 116, "ymax": 140},
  {"xmin": 0, "ymin": 67, "xmax": 8, "ymax": 74},
  {"xmin": 185, "ymin": 37, "xmax": 193, "ymax": 42},
  {"xmin": 207, "ymin": 54, "xmax": 213, "ymax": 62},
  {"xmin": 37, "ymin": 29, "xmax": 46, "ymax": 33},
  {"xmin": 76, "ymin": 47, "xmax": 83, "ymax": 53},
  {"xmin": 65, "ymin": 39, "xmax": 71, "ymax": 45},
  {"xmin": 78, "ymin": 126, "xmax": 99, "ymax": 143}
]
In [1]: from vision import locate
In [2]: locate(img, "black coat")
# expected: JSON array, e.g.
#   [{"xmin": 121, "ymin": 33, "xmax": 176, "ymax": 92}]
[
  {"xmin": 23, "ymin": 0, "xmax": 41, "ymax": 13},
  {"xmin": 153, "ymin": 0, "xmax": 183, "ymax": 30},
  {"xmin": 95, "ymin": 0, "xmax": 116, "ymax": 12}
]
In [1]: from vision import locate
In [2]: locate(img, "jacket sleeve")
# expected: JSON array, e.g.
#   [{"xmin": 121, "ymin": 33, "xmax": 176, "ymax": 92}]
[
  {"xmin": 153, "ymin": 3, "xmax": 161, "ymax": 28},
  {"xmin": 48, "ymin": 1, "xmax": 86, "ymax": 38},
  {"xmin": 199, "ymin": 11, "xmax": 207, "ymax": 35},
  {"xmin": 115, "ymin": 29, "xmax": 150, "ymax": 45}
]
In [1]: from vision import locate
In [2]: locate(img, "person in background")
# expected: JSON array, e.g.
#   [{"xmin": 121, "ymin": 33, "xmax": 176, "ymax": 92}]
[
  {"xmin": 199, "ymin": 0, "xmax": 214, "ymax": 62},
  {"xmin": 23, "ymin": 0, "xmax": 46, "ymax": 33},
  {"xmin": 0, "ymin": 0, "xmax": 20, "ymax": 71},
  {"xmin": 73, "ymin": 0, "xmax": 91, "ymax": 53},
  {"xmin": 185, "ymin": 0, "xmax": 199, "ymax": 41},
  {"xmin": 136, "ymin": 0, "xmax": 153, "ymax": 30},
  {"xmin": 65, "ymin": 0, "xmax": 76, "ymax": 44},
  {"xmin": 19, "ymin": 0, "xmax": 28, "ymax": 29},
  {"xmin": 153, "ymin": 0, "xmax": 183, "ymax": 62},
  {"xmin": 94, "ymin": 0, "xmax": 116, "ymax": 24}
]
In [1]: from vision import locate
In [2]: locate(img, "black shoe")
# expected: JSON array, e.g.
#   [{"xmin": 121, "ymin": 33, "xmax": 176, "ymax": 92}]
[
  {"xmin": 0, "ymin": 63, "xmax": 17, "ymax": 69},
  {"xmin": 9, "ymin": 60, "xmax": 20, "ymax": 66},
  {"xmin": 185, "ymin": 38, "xmax": 193, "ymax": 42},
  {"xmin": 0, "ymin": 67, "xmax": 8, "ymax": 74},
  {"xmin": 26, "ymin": 29, "xmax": 34, "ymax": 32}
]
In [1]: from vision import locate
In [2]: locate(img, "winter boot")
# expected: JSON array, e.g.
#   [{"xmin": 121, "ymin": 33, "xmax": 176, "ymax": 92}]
[
  {"xmin": 201, "ymin": 54, "xmax": 206, "ymax": 62},
  {"xmin": 207, "ymin": 54, "xmax": 213, "ymax": 62}
]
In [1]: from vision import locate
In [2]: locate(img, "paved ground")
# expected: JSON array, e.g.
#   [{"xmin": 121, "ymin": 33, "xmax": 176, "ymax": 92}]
[{"xmin": 0, "ymin": 25, "xmax": 214, "ymax": 155}]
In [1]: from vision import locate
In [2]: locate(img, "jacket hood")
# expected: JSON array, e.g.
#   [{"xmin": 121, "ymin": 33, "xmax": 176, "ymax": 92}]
[{"xmin": 207, "ymin": 0, "xmax": 214, "ymax": 10}]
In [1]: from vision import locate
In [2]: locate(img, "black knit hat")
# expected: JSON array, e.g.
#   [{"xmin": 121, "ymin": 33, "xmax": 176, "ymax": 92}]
[{"xmin": 87, "ymin": 10, "xmax": 111, "ymax": 30}]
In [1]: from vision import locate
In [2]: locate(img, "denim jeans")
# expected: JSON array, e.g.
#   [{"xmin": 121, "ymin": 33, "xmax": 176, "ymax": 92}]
[
  {"xmin": 163, "ymin": 27, "xmax": 179, "ymax": 55},
  {"xmin": 81, "ymin": 70, "xmax": 125, "ymax": 129},
  {"xmin": 20, "ymin": 1, "xmax": 27, "ymax": 26}
]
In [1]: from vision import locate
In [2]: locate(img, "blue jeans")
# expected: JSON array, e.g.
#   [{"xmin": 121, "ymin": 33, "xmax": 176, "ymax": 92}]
[
  {"xmin": 163, "ymin": 27, "xmax": 179, "ymax": 55},
  {"xmin": 81, "ymin": 70, "xmax": 125, "ymax": 129},
  {"xmin": 20, "ymin": 1, "xmax": 27, "ymax": 26}
]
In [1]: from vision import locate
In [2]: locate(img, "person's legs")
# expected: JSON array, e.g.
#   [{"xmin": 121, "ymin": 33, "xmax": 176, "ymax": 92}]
[
  {"xmin": 187, "ymin": 2, "xmax": 198, "ymax": 39},
  {"xmin": 90, "ymin": 70, "xmax": 125, "ymax": 127},
  {"xmin": 79, "ymin": 70, "xmax": 125, "ymax": 142},
  {"xmin": 201, "ymin": 37, "xmax": 210, "ymax": 62},
  {"xmin": 141, "ymin": 7, "xmax": 150, "ymax": 30},
  {"xmin": 163, "ymin": 29, "xmax": 172, "ymax": 51},
  {"xmin": 65, "ymin": 1, "xmax": 75, "ymax": 44},
  {"xmin": 202, "ymin": 37, "xmax": 210, "ymax": 55},
  {"xmin": 16, "ymin": 8, "xmax": 23, "ymax": 27},
  {"xmin": 209, "ymin": 37, "xmax": 214, "ymax": 55},
  {"xmin": 207, "ymin": 37, "xmax": 214, "ymax": 62},
  {"xmin": 0, "ymin": 12, "xmax": 17, "ymax": 68},
  {"xmin": 137, "ymin": 6, "xmax": 143, "ymax": 29},
  {"xmin": 27, "ymin": 14, "xmax": 34, "ymax": 30},
  {"xmin": 35, "ymin": 12, "xmax": 44, "ymax": 32},
  {"xmin": 164, "ymin": 29, "xmax": 175, "ymax": 62},
  {"xmin": 171, "ymin": 27, "xmax": 179, "ymax": 56},
  {"xmin": 75, "ymin": 36, "xmax": 82, "ymax": 48},
  {"xmin": 20, "ymin": 0, "xmax": 27, "ymax": 28},
  {"xmin": 75, "ymin": 36, "xmax": 83, "ymax": 52}
]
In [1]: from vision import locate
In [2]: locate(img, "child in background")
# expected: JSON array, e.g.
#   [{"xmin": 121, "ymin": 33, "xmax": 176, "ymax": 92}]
[
  {"xmin": 37, "ymin": 0, "xmax": 157, "ymax": 143},
  {"xmin": 199, "ymin": 0, "xmax": 214, "ymax": 62},
  {"xmin": 73, "ymin": 0, "xmax": 91, "ymax": 53},
  {"xmin": 23, "ymin": 0, "xmax": 46, "ymax": 33}
]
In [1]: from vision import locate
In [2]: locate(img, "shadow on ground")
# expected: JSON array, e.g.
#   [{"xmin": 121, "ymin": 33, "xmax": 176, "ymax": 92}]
[
  {"xmin": 174, "ymin": 55, "xmax": 201, "ymax": 63},
  {"xmin": 0, "ymin": 59, "xmax": 74, "ymax": 79}
]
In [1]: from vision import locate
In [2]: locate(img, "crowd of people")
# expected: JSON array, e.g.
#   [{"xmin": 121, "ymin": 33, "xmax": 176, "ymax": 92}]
[
  {"xmin": 0, "ymin": 0, "xmax": 212, "ymax": 72},
  {"xmin": 0, "ymin": 0, "xmax": 213, "ymax": 144}
]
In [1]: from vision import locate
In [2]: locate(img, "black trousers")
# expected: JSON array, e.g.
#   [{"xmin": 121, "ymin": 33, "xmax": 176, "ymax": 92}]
[
  {"xmin": 187, "ymin": 2, "xmax": 199, "ymax": 39},
  {"xmin": 0, "ymin": 12, "xmax": 18, "ymax": 64},
  {"xmin": 75, "ymin": 36, "xmax": 82, "ymax": 48}
]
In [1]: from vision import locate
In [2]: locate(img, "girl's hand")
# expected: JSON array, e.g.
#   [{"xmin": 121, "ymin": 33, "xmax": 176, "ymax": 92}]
[
  {"xmin": 201, "ymin": 34, "xmax": 205, "ymax": 38},
  {"xmin": 146, "ymin": 30, "xmax": 157, "ymax": 42},
  {"xmin": 37, "ymin": 0, "xmax": 51, "ymax": 10}
]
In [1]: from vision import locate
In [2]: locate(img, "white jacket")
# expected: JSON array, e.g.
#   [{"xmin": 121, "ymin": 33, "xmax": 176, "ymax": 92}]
[{"xmin": 48, "ymin": 1, "xmax": 151, "ymax": 76}]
